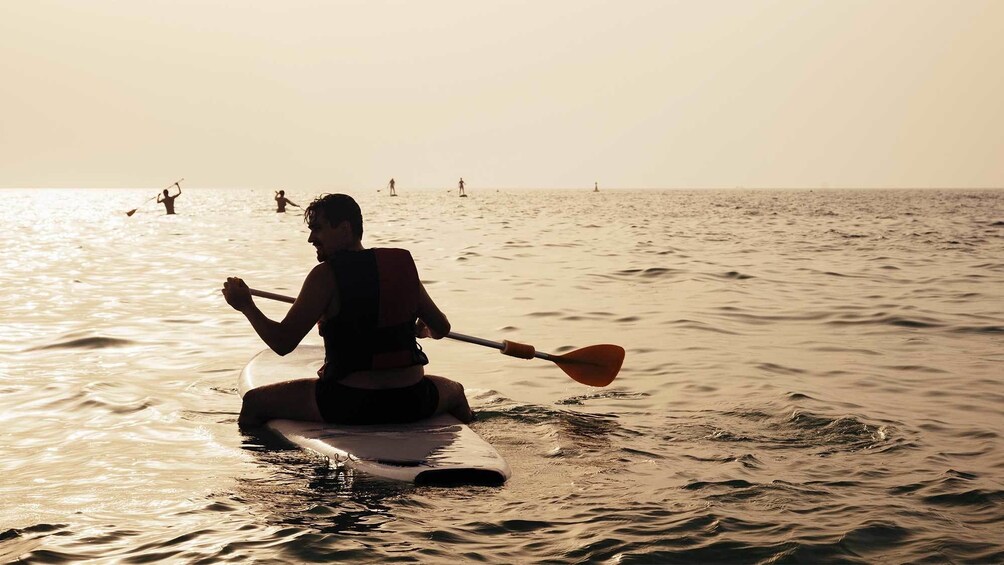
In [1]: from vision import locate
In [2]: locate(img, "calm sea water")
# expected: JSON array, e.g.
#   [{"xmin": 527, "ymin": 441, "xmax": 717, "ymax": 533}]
[{"xmin": 1, "ymin": 187, "xmax": 1002, "ymax": 563}]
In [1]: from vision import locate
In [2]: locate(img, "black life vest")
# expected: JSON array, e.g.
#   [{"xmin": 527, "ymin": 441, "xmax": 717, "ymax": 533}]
[{"xmin": 318, "ymin": 248, "xmax": 429, "ymax": 380}]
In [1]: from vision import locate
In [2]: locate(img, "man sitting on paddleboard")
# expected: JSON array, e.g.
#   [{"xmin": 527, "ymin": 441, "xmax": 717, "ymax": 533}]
[{"xmin": 222, "ymin": 193, "xmax": 473, "ymax": 427}]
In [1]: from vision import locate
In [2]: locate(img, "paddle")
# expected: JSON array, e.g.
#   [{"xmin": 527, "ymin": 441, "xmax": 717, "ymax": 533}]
[
  {"xmin": 247, "ymin": 288, "xmax": 625, "ymax": 387},
  {"xmin": 127, "ymin": 178, "xmax": 184, "ymax": 216}
]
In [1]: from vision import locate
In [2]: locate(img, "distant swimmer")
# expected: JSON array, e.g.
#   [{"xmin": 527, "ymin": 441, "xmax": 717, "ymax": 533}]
[
  {"xmin": 389, "ymin": 178, "xmax": 397, "ymax": 197},
  {"xmin": 458, "ymin": 177, "xmax": 466, "ymax": 197},
  {"xmin": 275, "ymin": 190, "xmax": 300, "ymax": 213},
  {"xmin": 157, "ymin": 182, "xmax": 182, "ymax": 215}
]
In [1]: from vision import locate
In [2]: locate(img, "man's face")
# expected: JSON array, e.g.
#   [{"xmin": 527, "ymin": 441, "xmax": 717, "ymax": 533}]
[{"xmin": 306, "ymin": 215, "xmax": 350, "ymax": 261}]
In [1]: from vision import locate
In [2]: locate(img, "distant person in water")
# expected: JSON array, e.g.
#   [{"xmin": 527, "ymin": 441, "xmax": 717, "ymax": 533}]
[
  {"xmin": 157, "ymin": 183, "xmax": 181, "ymax": 215},
  {"xmin": 275, "ymin": 190, "xmax": 300, "ymax": 213},
  {"xmin": 389, "ymin": 178, "xmax": 397, "ymax": 196},
  {"xmin": 222, "ymin": 193, "xmax": 472, "ymax": 427},
  {"xmin": 458, "ymin": 177, "xmax": 466, "ymax": 197}
]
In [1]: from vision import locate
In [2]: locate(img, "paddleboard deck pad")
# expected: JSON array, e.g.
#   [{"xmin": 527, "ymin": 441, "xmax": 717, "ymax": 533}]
[{"xmin": 239, "ymin": 345, "xmax": 511, "ymax": 486}]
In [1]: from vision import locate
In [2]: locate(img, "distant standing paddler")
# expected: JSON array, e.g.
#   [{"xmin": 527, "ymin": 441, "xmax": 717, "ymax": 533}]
[
  {"xmin": 594, "ymin": 182, "xmax": 599, "ymax": 192},
  {"xmin": 275, "ymin": 190, "xmax": 300, "ymax": 213},
  {"xmin": 458, "ymin": 177, "xmax": 466, "ymax": 197},
  {"xmin": 389, "ymin": 178, "xmax": 397, "ymax": 196},
  {"xmin": 157, "ymin": 182, "xmax": 182, "ymax": 215}
]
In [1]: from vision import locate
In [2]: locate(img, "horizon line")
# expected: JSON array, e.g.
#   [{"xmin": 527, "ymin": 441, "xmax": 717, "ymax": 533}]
[{"xmin": 3, "ymin": 185, "xmax": 1003, "ymax": 191}]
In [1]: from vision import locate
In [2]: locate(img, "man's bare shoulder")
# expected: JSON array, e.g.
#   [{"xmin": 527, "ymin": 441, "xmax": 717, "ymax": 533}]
[{"xmin": 304, "ymin": 261, "xmax": 334, "ymax": 286}]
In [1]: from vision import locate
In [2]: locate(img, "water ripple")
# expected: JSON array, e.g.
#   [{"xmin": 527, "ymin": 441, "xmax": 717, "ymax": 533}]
[{"xmin": 27, "ymin": 335, "xmax": 136, "ymax": 351}]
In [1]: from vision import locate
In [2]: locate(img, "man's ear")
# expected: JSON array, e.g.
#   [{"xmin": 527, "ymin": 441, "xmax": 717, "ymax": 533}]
[{"xmin": 336, "ymin": 220, "xmax": 353, "ymax": 238}]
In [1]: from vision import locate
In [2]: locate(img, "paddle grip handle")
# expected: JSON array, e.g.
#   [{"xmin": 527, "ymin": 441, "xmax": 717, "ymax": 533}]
[{"xmin": 501, "ymin": 340, "xmax": 535, "ymax": 359}]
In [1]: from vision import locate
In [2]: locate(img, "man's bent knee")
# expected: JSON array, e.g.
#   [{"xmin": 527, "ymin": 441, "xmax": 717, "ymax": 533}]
[
  {"xmin": 238, "ymin": 389, "xmax": 267, "ymax": 428},
  {"xmin": 433, "ymin": 377, "xmax": 473, "ymax": 423}
]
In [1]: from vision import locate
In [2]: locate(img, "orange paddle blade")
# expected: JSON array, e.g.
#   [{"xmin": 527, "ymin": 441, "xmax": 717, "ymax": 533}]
[{"xmin": 553, "ymin": 344, "xmax": 625, "ymax": 387}]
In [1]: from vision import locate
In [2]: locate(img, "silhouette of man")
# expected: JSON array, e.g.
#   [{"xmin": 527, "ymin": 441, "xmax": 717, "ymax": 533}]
[
  {"xmin": 275, "ymin": 190, "xmax": 300, "ymax": 213},
  {"xmin": 157, "ymin": 183, "xmax": 182, "ymax": 215}
]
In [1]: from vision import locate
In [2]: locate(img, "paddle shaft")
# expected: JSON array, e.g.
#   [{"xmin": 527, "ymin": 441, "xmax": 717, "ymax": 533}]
[
  {"xmin": 249, "ymin": 288, "xmax": 295, "ymax": 304},
  {"xmin": 247, "ymin": 288, "xmax": 556, "ymax": 361},
  {"xmin": 446, "ymin": 332, "xmax": 556, "ymax": 362}
]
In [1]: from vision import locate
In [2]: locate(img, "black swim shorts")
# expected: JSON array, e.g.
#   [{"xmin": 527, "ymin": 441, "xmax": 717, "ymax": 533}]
[{"xmin": 314, "ymin": 377, "xmax": 440, "ymax": 425}]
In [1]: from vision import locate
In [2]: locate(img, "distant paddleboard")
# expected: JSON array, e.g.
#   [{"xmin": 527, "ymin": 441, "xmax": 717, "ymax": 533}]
[{"xmin": 239, "ymin": 346, "xmax": 511, "ymax": 485}]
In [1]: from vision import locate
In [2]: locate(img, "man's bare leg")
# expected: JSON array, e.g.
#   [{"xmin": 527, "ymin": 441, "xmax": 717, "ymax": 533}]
[
  {"xmin": 426, "ymin": 374, "xmax": 474, "ymax": 423},
  {"xmin": 239, "ymin": 378, "xmax": 324, "ymax": 428}
]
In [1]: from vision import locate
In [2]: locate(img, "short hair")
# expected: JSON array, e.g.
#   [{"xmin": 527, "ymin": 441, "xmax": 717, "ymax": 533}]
[{"xmin": 304, "ymin": 193, "xmax": 363, "ymax": 240}]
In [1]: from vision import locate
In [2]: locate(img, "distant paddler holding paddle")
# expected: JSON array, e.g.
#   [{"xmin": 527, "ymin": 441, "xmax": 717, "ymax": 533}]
[
  {"xmin": 156, "ymin": 181, "xmax": 182, "ymax": 215},
  {"xmin": 274, "ymin": 190, "xmax": 300, "ymax": 213},
  {"xmin": 126, "ymin": 178, "xmax": 183, "ymax": 216},
  {"xmin": 222, "ymin": 193, "xmax": 473, "ymax": 428}
]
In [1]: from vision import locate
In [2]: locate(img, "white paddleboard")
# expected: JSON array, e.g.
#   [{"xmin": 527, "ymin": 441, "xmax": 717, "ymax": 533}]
[{"xmin": 238, "ymin": 345, "xmax": 511, "ymax": 485}]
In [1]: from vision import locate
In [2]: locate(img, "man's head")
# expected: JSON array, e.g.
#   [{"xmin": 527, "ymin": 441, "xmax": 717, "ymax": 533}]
[
  {"xmin": 278, "ymin": 190, "xmax": 285, "ymax": 197},
  {"xmin": 304, "ymin": 193, "xmax": 363, "ymax": 240},
  {"xmin": 163, "ymin": 189, "xmax": 169, "ymax": 196}
]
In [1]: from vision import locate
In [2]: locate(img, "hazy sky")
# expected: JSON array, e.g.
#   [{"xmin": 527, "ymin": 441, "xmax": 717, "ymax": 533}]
[{"xmin": 2, "ymin": 0, "xmax": 1002, "ymax": 189}]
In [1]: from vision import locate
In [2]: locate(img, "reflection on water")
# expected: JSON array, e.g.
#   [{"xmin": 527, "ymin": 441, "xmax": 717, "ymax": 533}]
[{"xmin": 1, "ymin": 188, "xmax": 1002, "ymax": 562}]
